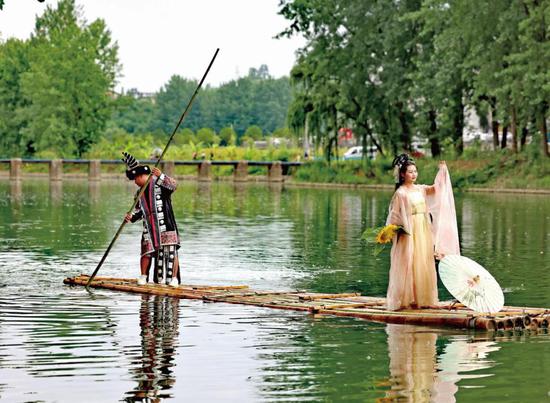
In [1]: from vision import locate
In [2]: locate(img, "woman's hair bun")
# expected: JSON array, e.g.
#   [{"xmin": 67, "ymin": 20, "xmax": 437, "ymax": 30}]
[{"xmin": 392, "ymin": 153, "xmax": 414, "ymax": 169}]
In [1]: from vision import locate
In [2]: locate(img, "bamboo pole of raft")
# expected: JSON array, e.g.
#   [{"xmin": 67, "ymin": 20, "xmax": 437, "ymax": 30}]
[
  {"xmin": 85, "ymin": 48, "xmax": 220, "ymax": 289},
  {"xmin": 496, "ymin": 318, "xmax": 516, "ymax": 330},
  {"xmin": 79, "ymin": 274, "xmax": 139, "ymax": 283},
  {"xmin": 204, "ymin": 291, "xmax": 306, "ymax": 300},
  {"xmin": 191, "ymin": 285, "xmax": 249, "ymax": 290},
  {"xmin": 309, "ymin": 302, "xmax": 386, "ymax": 313},
  {"xmin": 319, "ymin": 307, "xmax": 499, "ymax": 330},
  {"xmin": 299, "ymin": 293, "xmax": 361, "ymax": 301},
  {"xmin": 527, "ymin": 320, "xmax": 539, "ymax": 330},
  {"xmin": 66, "ymin": 276, "xmax": 548, "ymax": 331}
]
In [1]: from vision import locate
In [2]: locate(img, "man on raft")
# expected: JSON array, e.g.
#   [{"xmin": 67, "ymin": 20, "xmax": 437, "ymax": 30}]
[{"xmin": 122, "ymin": 152, "xmax": 181, "ymax": 287}]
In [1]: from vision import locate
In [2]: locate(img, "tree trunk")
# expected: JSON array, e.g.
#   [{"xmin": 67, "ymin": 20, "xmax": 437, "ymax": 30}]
[
  {"xmin": 380, "ymin": 113, "xmax": 395, "ymax": 156},
  {"xmin": 303, "ymin": 114, "xmax": 310, "ymax": 158},
  {"xmin": 326, "ymin": 137, "xmax": 334, "ymax": 165},
  {"xmin": 490, "ymin": 99, "xmax": 499, "ymax": 150},
  {"xmin": 397, "ymin": 102, "xmax": 411, "ymax": 151},
  {"xmin": 333, "ymin": 109, "xmax": 339, "ymax": 161},
  {"xmin": 453, "ymin": 99, "xmax": 464, "ymax": 155},
  {"xmin": 492, "ymin": 119, "xmax": 500, "ymax": 151},
  {"xmin": 520, "ymin": 126, "xmax": 528, "ymax": 150},
  {"xmin": 361, "ymin": 128, "xmax": 368, "ymax": 162},
  {"xmin": 539, "ymin": 103, "xmax": 549, "ymax": 157},
  {"xmin": 501, "ymin": 125, "xmax": 508, "ymax": 149},
  {"xmin": 510, "ymin": 106, "xmax": 518, "ymax": 153},
  {"xmin": 361, "ymin": 122, "xmax": 384, "ymax": 157},
  {"xmin": 428, "ymin": 109, "xmax": 440, "ymax": 157}
]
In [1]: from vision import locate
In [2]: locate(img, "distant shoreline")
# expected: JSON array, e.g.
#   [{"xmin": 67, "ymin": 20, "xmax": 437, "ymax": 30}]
[{"xmin": 1, "ymin": 172, "xmax": 548, "ymax": 195}]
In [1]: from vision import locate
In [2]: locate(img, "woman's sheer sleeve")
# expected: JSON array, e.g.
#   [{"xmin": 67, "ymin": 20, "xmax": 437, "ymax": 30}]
[
  {"xmin": 386, "ymin": 191, "xmax": 403, "ymax": 226},
  {"xmin": 426, "ymin": 165, "xmax": 461, "ymax": 255}
]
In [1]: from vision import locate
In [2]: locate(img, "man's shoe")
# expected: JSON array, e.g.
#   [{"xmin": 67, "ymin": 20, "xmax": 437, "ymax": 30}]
[
  {"xmin": 137, "ymin": 275, "xmax": 147, "ymax": 286},
  {"xmin": 168, "ymin": 278, "xmax": 179, "ymax": 288}
]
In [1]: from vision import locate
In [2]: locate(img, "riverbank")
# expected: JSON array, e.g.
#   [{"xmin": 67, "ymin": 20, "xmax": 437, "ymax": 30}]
[{"xmin": 292, "ymin": 152, "xmax": 550, "ymax": 191}]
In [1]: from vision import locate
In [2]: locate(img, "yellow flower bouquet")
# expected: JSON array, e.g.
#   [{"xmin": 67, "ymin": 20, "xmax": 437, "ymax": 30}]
[{"xmin": 361, "ymin": 224, "xmax": 408, "ymax": 256}]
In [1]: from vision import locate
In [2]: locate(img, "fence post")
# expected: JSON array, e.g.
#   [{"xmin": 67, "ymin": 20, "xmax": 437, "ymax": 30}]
[
  {"xmin": 161, "ymin": 160, "xmax": 175, "ymax": 177},
  {"xmin": 10, "ymin": 158, "xmax": 22, "ymax": 181},
  {"xmin": 89, "ymin": 160, "xmax": 101, "ymax": 181},
  {"xmin": 50, "ymin": 159, "xmax": 63, "ymax": 181},
  {"xmin": 198, "ymin": 161, "xmax": 212, "ymax": 181},
  {"xmin": 234, "ymin": 161, "xmax": 248, "ymax": 182},
  {"xmin": 268, "ymin": 161, "xmax": 283, "ymax": 182}
]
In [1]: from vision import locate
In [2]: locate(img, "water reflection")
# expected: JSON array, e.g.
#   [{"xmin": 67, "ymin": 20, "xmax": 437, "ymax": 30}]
[
  {"xmin": 124, "ymin": 295, "xmax": 179, "ymax": 402},
  {"xmin": 9, "ymin": 180, "xmax": 22, "ymax": 205},
  {"xmin": 49, "ymin": 181, "xmax": 63, "ymax": 205},
  {"xmin": 88, "ymin": 181, "xmax": 100, "ymax": 204},
  {"xmin": 434, "ymin": 336, "xmax": 498, "ymax": 401},
  {"xmin": 382, "ymin": 324, "xmax": 499, "ymax": 402}
]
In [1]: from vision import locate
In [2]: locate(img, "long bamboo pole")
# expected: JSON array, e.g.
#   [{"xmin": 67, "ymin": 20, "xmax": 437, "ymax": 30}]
[{"xmin": 85, "ymin": 49, "xmax": 220, "ymax": 289}]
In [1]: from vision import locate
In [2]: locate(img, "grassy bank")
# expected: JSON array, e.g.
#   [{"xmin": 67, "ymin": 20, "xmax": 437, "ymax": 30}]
[{"xmin": 293, "ymin": 152, "xmax": 550, "ymax": 190}]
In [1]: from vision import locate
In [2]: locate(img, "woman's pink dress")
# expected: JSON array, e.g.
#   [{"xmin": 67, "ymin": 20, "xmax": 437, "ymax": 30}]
[{"xmin": 385, "ymin": 165, "xmax": 460, "ymax": 310}]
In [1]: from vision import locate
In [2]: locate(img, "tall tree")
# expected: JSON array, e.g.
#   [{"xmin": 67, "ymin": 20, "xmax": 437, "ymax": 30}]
[
  {"xmin": 13, "ymin": 0, "xmax": 119, "ymax": 157},
  {"xmin": 279, "ymin": 0, "xmax": 549, "ymax": 159},
  {"xmin": 154, "ymin": 75, "xmax": 203, "ymax": 134},
  {"xmin": 0, "ymin": 39, "xmax": 30, "ymax": 156}
]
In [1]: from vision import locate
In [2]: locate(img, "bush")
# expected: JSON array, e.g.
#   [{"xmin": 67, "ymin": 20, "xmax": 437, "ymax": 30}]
[
  {"xmin": 244, "ymin": 125, "xmax": 263, "ymax": 140},
  {"xmin": 197, "ymin": 128, "xmax": 219, "ymax": 146},
  {"xmin": 219, "ymin": 127, "xmax": 237, "ymax": 146}
]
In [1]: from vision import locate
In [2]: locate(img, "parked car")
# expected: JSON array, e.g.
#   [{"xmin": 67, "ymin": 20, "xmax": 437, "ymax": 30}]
[
  {"xmin": 343, "ymin": 146, "xmax": 377, "ymax": 160},
  {"xmin": 463, "ymin": 129, "xmax": 491, "ymax": 143}
]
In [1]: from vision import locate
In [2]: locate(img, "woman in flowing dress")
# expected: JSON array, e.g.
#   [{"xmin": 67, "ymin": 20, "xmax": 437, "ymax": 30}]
[{"xmin": 386, "ymin": 154, "xmax": 460, "ymax": 310}]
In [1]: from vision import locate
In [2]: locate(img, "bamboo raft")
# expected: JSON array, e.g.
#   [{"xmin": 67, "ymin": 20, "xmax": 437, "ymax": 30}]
[{"xmin": 64, "ymin": 275, "xmax": 550, "ymax": 331}]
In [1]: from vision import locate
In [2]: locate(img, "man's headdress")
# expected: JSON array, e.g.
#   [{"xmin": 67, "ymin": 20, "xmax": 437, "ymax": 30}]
[{"xmin": 122, "ymin": 151, "xmax": 151, "ymax": 180}]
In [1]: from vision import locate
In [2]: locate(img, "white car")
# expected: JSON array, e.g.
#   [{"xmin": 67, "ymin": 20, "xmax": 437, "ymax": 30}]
[{"xmin": 343, "ymin": 146, "xmax": 377, "ymax": 160}]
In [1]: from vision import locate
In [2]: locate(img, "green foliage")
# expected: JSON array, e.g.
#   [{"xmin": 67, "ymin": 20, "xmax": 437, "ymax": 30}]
[
  {"xmin": 239, "ymin": 136, "xmax": 254, "ymax": 147},
  {"xmin": 0, "ymin": 38, "xmax": 30, "ymax": 156},
  {"xmin": 154, "ymin": 75, "xmax": 201, "ymax": 133},
  {"xmin": 244, "ymin": 125, "xmax": 263, "ymax": 140},
  {"xmin": 272, "ymin": 127, "xmax": 294, "ymax": 138},
  {"xmin": 109, "ymin": 95, "xmax": 155, "ymax": 134},
  {"xmin": 173, "ymin": 128, "xmax": 196, "ymax": 145},
  {"xmin": 86, "ymin": 128, "xmax": 157, "ymax": 159},
  {"xmin": 278, "ymin": 0, "xmax": 550, "ymax": 159},
  {"xmin": 291, "ymin": 151, "xmax": 550, "ymax": 189},
  {"xmin": 0, "ymin": 2, "xmax": 291, "ymax": 158},
  {"xmin": 108, "ymin": 64, "xmax": 292, "ymax": 138},
  {"xmin": 196, "ymin": 127, "xmax": 219, "ymax": 146},
  {"xmin": 218, "ymin": 126, "xmax": 237, "ymax": 146},
  {"xmin": 294, "ymin": 160, "xmax": 386, "ymax": 184},
  {"xmin": 0, "ymin": 0, "xmax": 119, "ymax": 158},
  {"xmin": 361, "ymin": 225, "xmax": 407, "ymax": 257},
  {"xmin": 207, "ymin": 66, "xmax": 292, "ymax": 135}
]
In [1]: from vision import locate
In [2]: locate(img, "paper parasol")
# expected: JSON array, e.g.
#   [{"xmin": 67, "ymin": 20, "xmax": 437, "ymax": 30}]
[{"xmin": 439, "ymin": 255, "xmax": 504, "ymax": 314}]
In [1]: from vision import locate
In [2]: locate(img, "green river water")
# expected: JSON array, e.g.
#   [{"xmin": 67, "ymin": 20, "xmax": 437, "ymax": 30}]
[{"xmin": 0, "ymin": 179, "xmax": 549, "ymax": 402}]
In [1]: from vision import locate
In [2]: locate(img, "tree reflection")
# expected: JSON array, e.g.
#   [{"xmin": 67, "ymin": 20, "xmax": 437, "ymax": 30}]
[{"xmin": 124, "ymin": 295, "xmax": 180, "ymax": 402}]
